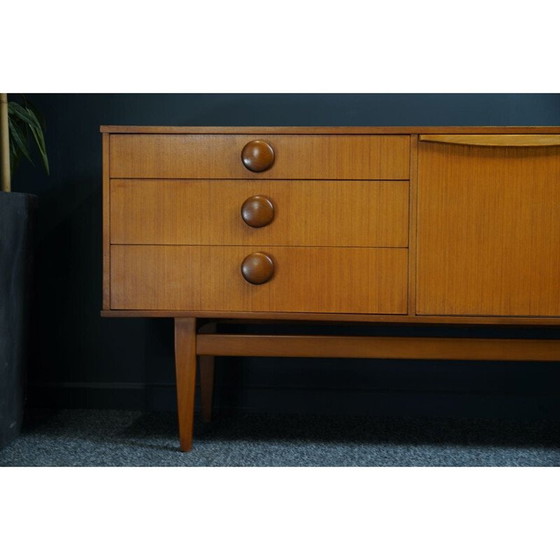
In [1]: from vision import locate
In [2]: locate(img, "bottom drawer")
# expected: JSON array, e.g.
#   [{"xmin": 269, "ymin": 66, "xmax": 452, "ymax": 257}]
[{"xmin": 110, "ymin": 245, "xmax": 408, "ymax": 314}]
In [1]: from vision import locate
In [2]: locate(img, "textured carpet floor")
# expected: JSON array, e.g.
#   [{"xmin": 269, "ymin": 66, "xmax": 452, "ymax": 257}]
[{"xmin": 1, "ymin": 409, "xmax": 559, "ymax": 466}]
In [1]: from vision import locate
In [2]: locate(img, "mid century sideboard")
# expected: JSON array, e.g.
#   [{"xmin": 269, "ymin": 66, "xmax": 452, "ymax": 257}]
[{"xmin": 100, "ymin": 126, "xmax": 560, "ymax": 451}]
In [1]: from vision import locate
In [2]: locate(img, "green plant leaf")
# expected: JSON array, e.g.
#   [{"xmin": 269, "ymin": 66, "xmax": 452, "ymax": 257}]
[
  {"xmin": 9, "ymin": 136, "xmax": 21, "ymax": 174},
  {"xmin": 9, "ymin": 118, "xmax": 33, "ymax": 165},
  {"xmin": 11, "ymin": 104, "xmax": 43, "ymax": 136},
  {"xmin": 24, "ymin": 107, "xmax": 49, "ymax": 174},
  {"xmin": 7, "ymin": 99, "xmax": 50, "ymax": 176},
  {"xmin": 8, "ymin": 101, "xmax": 32, "ymax": 122},
  {"xmin": 25, "ymin": 98, "xmax": 47, "ymax": 132}
]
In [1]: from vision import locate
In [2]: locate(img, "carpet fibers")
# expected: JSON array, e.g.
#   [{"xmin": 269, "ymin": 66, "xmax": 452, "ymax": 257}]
[{"xmin": 1, "ymin": 409, "xmax": 559, "ymax": 466}]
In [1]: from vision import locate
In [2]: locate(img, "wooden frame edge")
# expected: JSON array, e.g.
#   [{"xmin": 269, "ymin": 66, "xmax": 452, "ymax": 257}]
[
  {"xmin": 408, "ymin": 134, "xmax": 418, "ymax": 317},
  {"xmin": 102, "ymin": 132, "xmax": 111, "ymax": 310},
  {"xmin": 99, "ymin": 309, "xmax": 560, "ymax": 326},
  {"xmin": 99, "ymin": 126, "xmax": 560, "ymax": 135}
]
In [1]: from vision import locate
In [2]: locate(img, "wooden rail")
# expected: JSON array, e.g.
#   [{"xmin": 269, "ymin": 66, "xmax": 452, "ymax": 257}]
[{"xmin": 196, "ymin": 334, "xmax": 560, "ymax": 361}]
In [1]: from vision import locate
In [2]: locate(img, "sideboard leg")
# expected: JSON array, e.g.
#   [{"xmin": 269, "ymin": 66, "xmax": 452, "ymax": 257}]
[
  {"xmin": 199, "ymin": 355, "xmax": 215, "ymax": 423},
  {"xmin": 174, "ymin": 317, "xmax": 197, "ymax": 451}
]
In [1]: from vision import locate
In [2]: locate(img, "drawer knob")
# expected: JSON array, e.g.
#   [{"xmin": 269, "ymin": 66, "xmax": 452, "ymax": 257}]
[
  {"xmin": 241, "ymin": 252, "xmax": 275, "ymax": 285},
  {"xmin": 241, "ymin": 195, "xmax": 275, "ymax": 228},
  {"xmin": 241, "ymin": 140, "xmax": 275, "ymax": 172}
]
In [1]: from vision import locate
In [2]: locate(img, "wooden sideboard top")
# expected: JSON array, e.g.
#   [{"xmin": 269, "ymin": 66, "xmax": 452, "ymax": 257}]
[{"xmin": 100, "ymin": 125, "xmax": 560, "ymax": 134}]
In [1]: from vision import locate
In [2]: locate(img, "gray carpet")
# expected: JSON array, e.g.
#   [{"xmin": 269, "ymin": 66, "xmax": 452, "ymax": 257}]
[{"xmin": 1, "ymin": 409, "xmax": 559, "ymax": 466}]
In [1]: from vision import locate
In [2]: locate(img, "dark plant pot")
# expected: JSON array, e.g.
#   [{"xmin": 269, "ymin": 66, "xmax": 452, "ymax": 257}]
[{"xmin": 0, "ymin": 192, "xmax": 37, "ymax": 450}]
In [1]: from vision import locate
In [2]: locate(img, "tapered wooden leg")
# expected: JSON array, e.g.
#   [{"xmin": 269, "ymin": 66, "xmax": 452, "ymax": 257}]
[
  {"xmin": 174, "ymin": 317, "xmax": 197, "ymax": 451},
  {"xmin": 199, "ymin": 355, "xmax": 215, "ymax": 422}
]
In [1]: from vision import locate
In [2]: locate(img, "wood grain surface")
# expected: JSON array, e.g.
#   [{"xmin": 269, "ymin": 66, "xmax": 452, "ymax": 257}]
[
  {"xmin": 100, "ymin": 309, "xmax": 560, "ymax": 325},
  {"xmin": 110, "ymin": 245, "xmax": 408, "ymax": 314},
  {"xmin": 100, "ymin": 309, "xmax": 560, "ymax": 329},
  {"xmin": 408, "ymin": 134, "xmax": 419, "ymax": 314},
  {"xmin": 197, "ymin": 334, "xmax": 560, "ymax": 361},
  {"xmin": 420, "ymin": 134, "xmax": 560, "ymax": 147},
  {"xmin": 417, "ymin": 141, "xmax": 560, "ymax": 316},
  {"xmin": 109, "ymin": 179, "xmax": 409, "ymax": 247},
  {"xmin": 102, "ymin": 133, "xmax": 111, "ymax": 310},
  {"xmin": 109, "ymin": 134, "xmax": 410, "ymax": 179},
  {"xmin": 174, "ymin": 318, "xmax": 197, "ymax": 451}
]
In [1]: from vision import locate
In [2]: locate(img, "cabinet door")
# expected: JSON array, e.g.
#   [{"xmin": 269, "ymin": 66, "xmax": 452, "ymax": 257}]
[{"xmin": 417, "ymin": 136, "xmax": 560, "ymax": 317}]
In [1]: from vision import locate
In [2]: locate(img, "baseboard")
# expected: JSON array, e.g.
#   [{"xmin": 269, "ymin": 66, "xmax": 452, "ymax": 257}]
[
  {"xmin": 26, "ymin": 381, "xmax": 560, "ymax": 420},
  {"xmin": 27, "ymin": 382, "xmax": 177, "ymax": 411}
]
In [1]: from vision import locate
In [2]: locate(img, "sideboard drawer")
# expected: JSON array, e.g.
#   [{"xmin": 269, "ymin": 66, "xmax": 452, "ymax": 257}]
[
  {"xmin": 110, "ymin": 245, "xmax": 408, "ymax": 314},
  {"xmin": 109, "ymin": 134, "xmax": 410, "ymax": 180},
  {"xmin": 110, "ymin": 179, "xmax": 409, "ymax": 247}
]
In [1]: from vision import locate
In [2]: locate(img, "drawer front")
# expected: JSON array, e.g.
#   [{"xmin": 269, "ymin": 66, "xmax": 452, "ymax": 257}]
[
  {"xmin": 111, "ymin": 245, "xmax": 408, "ymax": 314},
  {"xmin": 109, "ymin": 134, "xmax": 410, "ymax": 180},
  {"xmin": 110, "ymin": 179, "xmax": 409, "ymax": 247}
]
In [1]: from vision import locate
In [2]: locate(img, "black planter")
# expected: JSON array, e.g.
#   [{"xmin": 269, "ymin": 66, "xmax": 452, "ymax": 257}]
[{"xmin": 0, "ymin": 192, "xmax": 37, "ymax": 449}]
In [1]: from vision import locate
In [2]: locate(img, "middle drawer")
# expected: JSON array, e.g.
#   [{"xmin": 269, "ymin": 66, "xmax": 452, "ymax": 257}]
[{"xmin": 110, "ymin": 179, "xmax": 409, "ymax": 247}]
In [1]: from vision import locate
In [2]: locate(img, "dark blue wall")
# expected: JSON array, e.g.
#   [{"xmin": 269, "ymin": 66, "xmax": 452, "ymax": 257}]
[{"xmin": 14, "ymin": 94, "xmax": 560, "ymax": 419}]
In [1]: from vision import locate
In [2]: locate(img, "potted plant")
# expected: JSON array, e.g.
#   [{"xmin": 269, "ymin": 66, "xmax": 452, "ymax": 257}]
[{"xmin": 0, "ymin": 94, "xmax": 48, "ymax": 449}]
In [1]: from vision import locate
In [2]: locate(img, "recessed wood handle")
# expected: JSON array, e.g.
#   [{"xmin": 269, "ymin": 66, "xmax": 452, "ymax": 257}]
[
  {"xmin": 241, "ymin": 195, "xmax": 275, "ymax": 228},
  {"xmin": 419, "ymin": 134, "xmax": 560, "ymax": 147},
  {"xmin": 241, "ymin": 252, "xmax": 275, "ymax": 285},
  {"xmin": 241, "ymin": 140, "xmax": 275, "ymax": 172}
]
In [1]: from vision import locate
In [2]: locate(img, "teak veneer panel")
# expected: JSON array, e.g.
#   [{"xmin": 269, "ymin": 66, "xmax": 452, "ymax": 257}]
[
  {"xmin": 110, "ymin": 179, "xmax": 409, "ymax": 247},
  {"xmin": 110, "ymin": 245, "xmax": 408, "ymax": 314},
  {"xmin": 417, "ymin": 141, "xmax": 560, "ymax": 317},
  {"xmin": 109, "ymin": 134, "xmax": 410, "ymax": 180}
]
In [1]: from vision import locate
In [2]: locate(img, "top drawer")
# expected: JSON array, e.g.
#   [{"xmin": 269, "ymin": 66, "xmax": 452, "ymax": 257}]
[{"xmin": 109, "ymin": 134, "xmax": 410, "ymax": 180}]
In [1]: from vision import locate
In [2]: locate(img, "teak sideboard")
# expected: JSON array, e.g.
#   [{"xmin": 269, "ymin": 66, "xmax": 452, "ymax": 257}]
[{"xmin": 100, "ymin": 126, "xmax": 560, "ymax": 451}]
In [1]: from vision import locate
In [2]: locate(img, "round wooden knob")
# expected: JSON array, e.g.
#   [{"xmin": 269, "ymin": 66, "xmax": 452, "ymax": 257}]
[
  {"xmin": 241, "ymin": 252, "xmax": 275, "ymax": 285},
  {"xmin": 241, "ymin": 195, "xmax": 275, "ymax": 228},
  {"xmin": 241, "ymin": 140, "xmax": 275, "ymax": 172}
]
